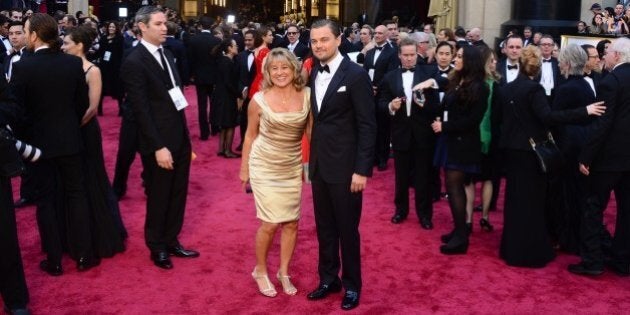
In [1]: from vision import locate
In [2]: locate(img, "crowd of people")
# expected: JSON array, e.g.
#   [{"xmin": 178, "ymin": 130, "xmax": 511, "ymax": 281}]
[{"xmin": 1, "ymin": 3, "xmax": 630, "ymax": 314}]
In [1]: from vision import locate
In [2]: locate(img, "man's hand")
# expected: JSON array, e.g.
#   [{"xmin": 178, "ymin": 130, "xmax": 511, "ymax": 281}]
[
  {"xmin": 155, "ymin": 147, "xmax": 174, "ymax": 170},
  {"xmin": 390, "ymin": 97, "xmax": 402, "ymax": 112},
  {"xmin": 579, "ymin": 163, "xmax": 590, "ymax": 176},
  {"xmin": 350, "ymin": 173, "xmax": 367, "ymax": 193}
]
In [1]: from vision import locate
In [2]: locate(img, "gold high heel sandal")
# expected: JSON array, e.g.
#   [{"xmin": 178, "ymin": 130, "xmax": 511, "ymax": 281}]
[
  {"xmin": 251, "ymin": 268, "xmax": 277, "ymax": 297},
  {"xmin": 276, "ymin": 272, "xmax": 297, "ymax": 296}
]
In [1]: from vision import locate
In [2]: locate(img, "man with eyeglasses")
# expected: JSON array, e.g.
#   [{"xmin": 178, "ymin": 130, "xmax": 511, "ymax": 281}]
[
  {"xmin": 537, "ymin": 35, "xmax": 561, "ymax": 100},
  {"xmin": 282, "ymin": 24, "xmax": 308, "ymax": 60}
]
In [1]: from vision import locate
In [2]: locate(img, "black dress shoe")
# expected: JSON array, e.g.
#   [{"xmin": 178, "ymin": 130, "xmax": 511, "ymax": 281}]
[
  {"xmin": 390, "ymin": 213, "xmax": 406, "ymax": 224},
  {"xmin": 168, "ymin": 245, "xmax": 200, "ymax": 258},
  {"xmin": 39, "ymin": 260, "xmax": 62, "ymax": 276},
  {"xmin": 77, "ymin": 257, "xmax": 101, "ymax": 272},
  {"xmin": 420, "ymin": 218, "xmax": 434, "ymax": 230},
  {"xmin": 151, "ymin": 251, "xmax": 173, "ymax": 269},
  {"xmin": 5, "ymin": 307, "xmax": 30, "ymax": 315},
  {"xmin": 441, "ymin": 230, "xmax": 454, "ymax": 244},
  {"xmin": 306, "ymin": 282, "xmax": 342, "ymax": 300},
  {"xmin": 568, "ymin": 262, "xmax": 604, "ymax": 276},
  {"xmin": 13, "ymin": 198, "xmax": 32, "ymax": 208},
  {"xmin": 341, "ymin": 290, "xmax": 360, "ymax": 310}
]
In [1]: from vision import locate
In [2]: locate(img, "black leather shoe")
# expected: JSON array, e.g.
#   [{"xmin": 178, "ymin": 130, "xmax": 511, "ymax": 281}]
[
  {"xmin": 440, "ymin": 230, "xmax": 454, "ymax": 243},
  {"xmin": 605, "ymin": 261, "xmax": 630, "ymax": 277},
  {"xmin": 5, "ymin": 308, "xmax": 30, "ymax": 315},
  {"xmin": 420, "ymin": 218, "xmax": 434, "ymax": 230},
  {"xmin": 14, "ymin": 198, "xmax": 32, "ymax": 208},
  {"xmin": 568, "ymin": 262, "xmax": 604, "ymax": 276},
  {"xmin": 306, "ymin": 282, "xmax": 342, "ymax": 300},
  {"xmin": 341, "ymin": 290, "xmax": 360, "ymax": 310},
  {"xmin": 151, "ymin": 251, "xmax": 173, "ymax": 269},
  {"xmin": 391, "ymin": 213, "xmax": 406, "ymax": 224},
  {"xmin": 168, "ymin": 245, "xmax": 200, "ymax": 258},
  {"xmin": 39, "ymin": 260, "xmax": 62, "ymax": 276},
  {"xmin": 77, "ymin": 257, "xmax": 101, "ymax": 272}
]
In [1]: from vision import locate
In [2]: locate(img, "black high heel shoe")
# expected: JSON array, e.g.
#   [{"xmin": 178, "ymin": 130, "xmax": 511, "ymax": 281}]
[
  {"xmin": 479, "ymin": 218, "xmax": 494, "ymax": 232},
  {"xmin": 440, "ymin": 240, "xmax": 469, "ymax": 255}
]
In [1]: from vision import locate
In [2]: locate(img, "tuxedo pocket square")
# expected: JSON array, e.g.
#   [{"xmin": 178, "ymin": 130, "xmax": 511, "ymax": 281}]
[{"xmin": 337, "ymin": 86, "xmax": 347, "ymax": 92}]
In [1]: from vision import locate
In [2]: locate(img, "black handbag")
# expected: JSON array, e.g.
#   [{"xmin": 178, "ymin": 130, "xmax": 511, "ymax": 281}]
[
  {"xmin": 510, "ymin": 95, "xmax": 563, "ymax": 174},
  {"xmin": 528, "ymin": 132, "xmax": 563, "ymax": 174}
]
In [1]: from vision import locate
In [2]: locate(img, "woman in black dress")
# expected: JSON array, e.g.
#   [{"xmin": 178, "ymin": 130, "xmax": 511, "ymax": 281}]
[
  {"xmin": 430, "ymin": 45, "xmax": 489, "ymax": 255},
  {"xmin": 62, "ymin": 26, "xmax": 127, "ymax": 258},
  {"xmin": 497, "ymin": 45, "xmax": 605, "ymax": 267},
  {"xmin": 212, "ymin": 38, "xmax": 241, "ymax": 158},
  {"xmin": 96, "ymin": 21, "xmax": 124, "ymax": 115}
]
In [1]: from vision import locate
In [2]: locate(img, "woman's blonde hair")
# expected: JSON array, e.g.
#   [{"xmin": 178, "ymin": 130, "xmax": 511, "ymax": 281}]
[
  {"xmin": 261, "ymin": 48, "xmax": 305, "ymax": 91},
  {"xmin": 519, "ymin": 45, "xmax": 542, "ymax": 77}
]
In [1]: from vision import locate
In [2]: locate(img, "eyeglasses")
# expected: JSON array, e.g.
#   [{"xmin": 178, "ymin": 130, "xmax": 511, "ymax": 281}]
[
  {"xmin": 287, "ymin": 32, "xmax": 298, "ymax": 35},
  {"xmin": 540, "ymin": 43, "xmax": 553, "ymax": 47},
  {"xmin": 588, "ymin": 55, "xmax": 600, "ymax": 59}
]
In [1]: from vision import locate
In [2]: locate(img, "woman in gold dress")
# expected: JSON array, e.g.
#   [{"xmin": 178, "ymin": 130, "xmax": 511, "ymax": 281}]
[{"xmin": 240, "ymin": 48, "xmax": 311, "ymax": 297}]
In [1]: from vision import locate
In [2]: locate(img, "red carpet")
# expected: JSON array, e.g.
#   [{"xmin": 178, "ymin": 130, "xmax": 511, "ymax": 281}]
[{"xmin": 8, "ymin": 87, "xmax": 630, "ymax": 314}]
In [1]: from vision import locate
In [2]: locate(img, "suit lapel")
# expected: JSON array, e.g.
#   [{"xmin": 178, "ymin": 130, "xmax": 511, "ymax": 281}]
[
  {"xmin": 310, "ymin": 67, "xmax": 319, "ymax": 116},
  {"xmin": 319, "ymin": 58, "xmax": 348, "ymax": 114},
  {"xmin": 138, "ymin": 44, "xmax": 174, "ymax": 88}
]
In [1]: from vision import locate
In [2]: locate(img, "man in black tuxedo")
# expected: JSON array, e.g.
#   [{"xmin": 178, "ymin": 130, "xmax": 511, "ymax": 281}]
[
  {"xmin": 306, "ymin": 19, "xmax": 376, "ymax": 311},
  {"xmin": 11, "ymin": 13, "xmax": 97, "ymax": 275},
  {"xmin": 0, "ymin": 15, "xmax": 11, "ymax": 57},
  {"xmin": 363, "ymin": 24, "xmax": 399, "ymax": 171},
  {"xmin": 496, "ymin": 35, "xmax": 523, "ymax": 86},
  {"xmin": 120, "ymin": 6, "xmax": 199, "ymax": 270},
  {"xmin": 379, "ymin": 37, "xmax": 446, "ymax": 230},
  {"xmin": 187, "ymin": 15, "xmax": 220, "ymax": 140},
  {"xmin": 283, "ymin": 24, "xmax": 308, "ymax": 60},
  {"xmin": 235, "ymin": 29, "xmax": 255, "ymax": 151},
  {"xmin": 537, "ymin": 35, "xmax": 561, "ymax": 101},
  {"xmin": 570, "ymin": 37, "xmax": 630, "ymax": 277},
  {"xmin": 0, "ymin": 79, "xmax": 30, "ymax": 315},
  {"xmin": 469, "ymin": 28, "xmax": 488, "ymax": 47},
  {"xmin": 582, "ymin": 44, "xmax": 602, "ymax": 83},
  {"xmin": 522, "ymin": 26, "xmax": 533, "ymax": 46}
]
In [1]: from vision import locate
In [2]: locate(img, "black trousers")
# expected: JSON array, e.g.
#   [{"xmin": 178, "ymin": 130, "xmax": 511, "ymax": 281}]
[
  {"xmin": 195, "ymin": 84, "xmax": 214, "ymax": 139},
  {"xmin": 0, "ymin": 177, "xmax": 29, "ymax": 310},
  {"xmin": 393, "ymin": 145, "xmax": 433, "ymax": 220},
  {"xmin": 140, "ymin": 142, "xmax": 191, "ymax": 252},
  {"xmin": 238, "ymin": 98, "xmax": 250, "ymax": 147},
  {"xmin": 580, "ymin": 171, "xmax": 630, "ymax": 268},
  {"xmin": 112, "ymin": 115, "xmax": 139, "ymax": 198},
  {"xmin": 311, "ymin": 172, "xmax": 362, "ymax": 292},
  {"xmin": 18, "ymin": 163, "xmax": 37, "ymax": 201},
  {"xmin": 32, "ymin": 154, "xmax": 92, "ymax": 263},
  {"xmin": 375, "ymin": 106, "xmax": 391, "ymax": 165}
]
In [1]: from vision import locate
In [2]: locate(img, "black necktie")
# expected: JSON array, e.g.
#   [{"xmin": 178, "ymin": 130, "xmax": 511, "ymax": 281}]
[
  {"xmin": 318, "ymin": 64, "xmax": 330, "ymax": 73},
  {"xmin": 157, "ymin": 48, "xmax": 172, "ymax": 86},
  {"xmin": 403, "ymin": 68, "xmax": 414, "ymax": 73},
  {"xmin": 375, "ymin": 46, "xmax": 383, "ymax": 51},
  {"xmin": 543, "ymin": 59, "xmax": 551, "ymax": 63},
  {"xmin": 507, "ymin": 64, "xmax": 518, "ymax": 70}
]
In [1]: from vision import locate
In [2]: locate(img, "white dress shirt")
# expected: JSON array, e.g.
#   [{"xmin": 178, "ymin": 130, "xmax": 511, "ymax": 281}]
[
  {"xmin": 540, "ymin": 59, "xmax": 554, "ymax": 96},
  {"xmin": 315, "ymin": 52, "xmax": 344, "ymax": 111},
  {"xmin": 402, "ymin": 71, "xmax": 413, "ymax": 116}
]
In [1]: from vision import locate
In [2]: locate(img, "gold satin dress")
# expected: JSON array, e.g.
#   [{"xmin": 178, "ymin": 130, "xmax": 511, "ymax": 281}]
[{"xmin": 249, "ymin": 88, "xmax": 310, "ymax": 223}]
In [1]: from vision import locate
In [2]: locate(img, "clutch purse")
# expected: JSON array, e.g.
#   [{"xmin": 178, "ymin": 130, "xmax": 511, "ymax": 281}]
[{"xmin": 528, "ymin": 132, "xmax": 563, "ymax": 174}]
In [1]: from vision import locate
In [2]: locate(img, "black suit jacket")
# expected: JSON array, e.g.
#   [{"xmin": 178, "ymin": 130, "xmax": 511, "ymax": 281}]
[
  {"xmin": 164, "ymin": 36, "xmax": 190, "ymax": 86},
  {"xmin": 10, "ymin": 48, "xmax": 88, "ymax": 159},
  {"xmin": 309, "ymin": 56, "xmax": 376, "ymax": 183},
  {"xmin": 379, "ymin": 64, "xmax": 446, "ymax": 151},
  {"xmin": 236, "ymin": 49, "xmax": 255, "ymax": 95},
  {"xmin": 497, "ymin": 75, "xmax": 588, "ymax": 152},
  {"xmin": 284, "ymin": 41, "xmax": 309, "ymax": 60},
  {"xmin": 551, "ymin": 75, "xmax": 598, "ymax": 159},
  {"xmin": 580, "ymin": 63, "xmax": 630, "ymax": 171},
  {"xmin": 120, "ymin": 43, "xmax": 189, "ymax": 156},
  {"xmin": 363, "ymin": 44, "xmax": 399, "ymax": 88},
  {"xmin": 187, "ymin": 32, "xmax": 221, "ymax": 85}
]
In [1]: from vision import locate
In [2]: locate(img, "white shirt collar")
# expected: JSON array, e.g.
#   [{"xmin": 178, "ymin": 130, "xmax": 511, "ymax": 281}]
[
  {"xmin": 141, "ymin": 39, "xmax": 162, "ymax": 55},
  {"xmin": 34, "ymin": 45, "xmax": 50, "ymax": 52},
  {"xmin": 321, "ymin": 51, "xmax": 344, "ymax": 75}
]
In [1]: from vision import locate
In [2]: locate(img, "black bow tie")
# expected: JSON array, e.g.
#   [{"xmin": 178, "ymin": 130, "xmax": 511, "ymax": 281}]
[
  {"xmin": 438, "ymin": 68, "xmax": 450, "ymax": 75},
  {"xmin": 247, "ymin": 50, "xmax": 254, "ymax": 55},
  {"xmin": 402, "ymin": 68, "xmax": 414, "ymax": 73},
  {"xmin": 507, "ymin": 64, "xmax": 518, "ymax": 70},
  {"xmin": 584, "ymin": 72, "xmax": 592, "ymax": 78},
  {"xmin": 318, "ymin": 64, "xmax": 330, "ymax": 73},
  {"xmin": 543, "ymin": 59, "xmax": 552, "ymax": 63},
  {"xmin": 375, "ymin": 46, "xmax": 384, "ymax": 51},
  {"xmin": 11, "ymin": 50, "xmax": 21, "ymax": 57}
]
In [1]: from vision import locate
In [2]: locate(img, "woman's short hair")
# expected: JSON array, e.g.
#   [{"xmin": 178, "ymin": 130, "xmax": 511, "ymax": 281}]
[
  {"xmin": 261, "ymin": 47, "xmax": 305, "ymax": 91},
  {"xmin": 519, "ymin": 45, "xmax": 542, "ymax": 77},
  {"xmin": 558, "ymin": 43, "xmax": 587, "ymax": 77}
]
